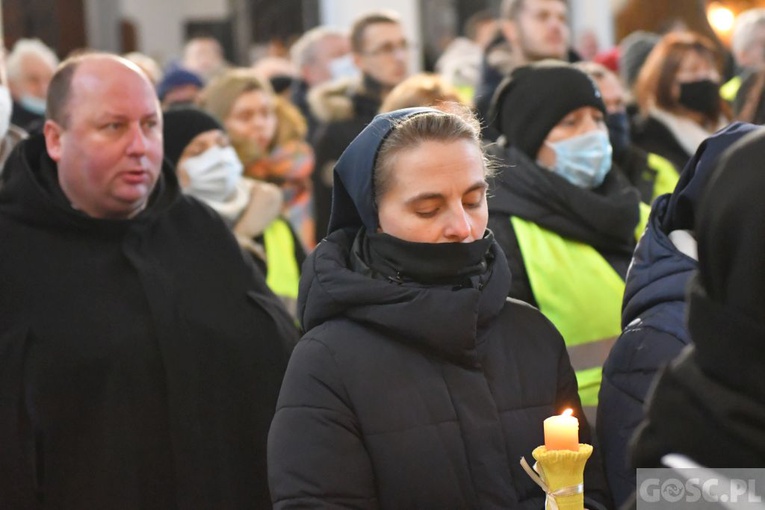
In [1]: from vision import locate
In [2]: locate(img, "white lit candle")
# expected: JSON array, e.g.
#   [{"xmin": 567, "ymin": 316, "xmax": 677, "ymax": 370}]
[{"xmin": 544, "ymin": 409, "xmax": 579, "ymax": 451}]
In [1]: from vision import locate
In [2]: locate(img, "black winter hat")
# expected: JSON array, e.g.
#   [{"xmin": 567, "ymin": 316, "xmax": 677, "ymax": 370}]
[
  {"xmin": 162, "ymin": 107, "xmax": 224, "ymax": 167},
  {"xmin": 489, "ymin": 60, "xmax": 606, "ymax": 159}
]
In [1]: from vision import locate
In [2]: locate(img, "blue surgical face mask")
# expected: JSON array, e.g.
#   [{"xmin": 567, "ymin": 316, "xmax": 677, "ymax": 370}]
[
  {"xmin": 19, "ymin": 94, "xmax": 47, "ymax": 116},
  {"xmin": 605, "ymin": 111, "xmax": 630, "ymax": 157},
  {"xmin": 542, "ymin": 130, "xmax": 613, "ymax": 189}
]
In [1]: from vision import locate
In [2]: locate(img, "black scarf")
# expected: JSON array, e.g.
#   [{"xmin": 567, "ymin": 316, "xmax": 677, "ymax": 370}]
[
  {"xmin": 350, "ymin": 228, "xmax": 495, "ymax": 288},
  {"xmin": 488, "ymin": 145, "xmax": 641, "ymax": 255}
]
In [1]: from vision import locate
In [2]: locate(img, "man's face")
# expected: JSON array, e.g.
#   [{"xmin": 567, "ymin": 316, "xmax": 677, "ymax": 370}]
[
  {"xmin": 354, "ymin": 22, "xmax": 409, "ymax": 89},
  {"xmin": 595, "ymin": 72, "xmax": 626, "ymax": 114},
  {"xmin": 503, "ymin": 0, "xmax": 569, "ymax": 63},
  {"xmin": 9, "ymin": 53, "xmax": 54, "ymax": 100},
  {"xmin": 306, "ymin": 34, "xmax": 351, "ymax": 86},
  {"xmin": 44, "ymin": 58, "xmax": 164, "ymax": 219},
  {"xmin": 183, "ymin": 39, "xmax": 224, "ymax": 80}
]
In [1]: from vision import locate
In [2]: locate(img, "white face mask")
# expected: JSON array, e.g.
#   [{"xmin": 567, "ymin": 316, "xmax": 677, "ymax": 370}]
[
  {"xmin": 328, "ymin": 54, "xmax": 359, "ymax": 81},
  {"xmin": 182, "ymin": 145, "xmax": 244, "ymax": 203},
  {"xmin": 0, "ymin": 86, "xmax": 12, "ymax": 138}
]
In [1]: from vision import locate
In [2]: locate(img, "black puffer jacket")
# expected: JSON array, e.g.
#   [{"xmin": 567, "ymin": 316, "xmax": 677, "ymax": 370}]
[{"xmin": 268, "ymin": 108, "xmax": 612, "ymax": 510}]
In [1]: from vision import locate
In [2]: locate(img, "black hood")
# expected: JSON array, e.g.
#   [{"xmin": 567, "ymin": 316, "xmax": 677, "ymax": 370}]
[
  {"xmin": 690, "ymin": 125, "xmax": 765, "ymax": 398},
  {"xmin": 0, "ymin": 134, "xmax": 182, "ymax": 232}
]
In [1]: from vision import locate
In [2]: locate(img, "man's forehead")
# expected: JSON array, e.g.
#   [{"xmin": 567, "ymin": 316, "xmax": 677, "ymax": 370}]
[
  {"xmin": 524, "ymin": 0, "xmax": 567, "ymax": 13},
  {"xmin": 68, "ymin": 58, "xmax": 159, "ymax": 112},
  {"xmin": 363, "ymin": 23, "xmax": 404, "ymax": 45}
]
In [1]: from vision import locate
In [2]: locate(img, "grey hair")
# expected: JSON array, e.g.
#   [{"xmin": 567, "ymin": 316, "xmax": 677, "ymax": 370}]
[
  {"xmin": 290, "ymin": 26, "xmax": 348, "ymax": 69},
  {"xmin": 732, "ymin": 9, "xmax": 765, "ymax": 61},
  {"xmin": 7, "ymin": 38, "xmax": 59, "ymax": 80},
  {"xmin": 374, "ymin": 103, "xmax": 496, "ymax": 206}
]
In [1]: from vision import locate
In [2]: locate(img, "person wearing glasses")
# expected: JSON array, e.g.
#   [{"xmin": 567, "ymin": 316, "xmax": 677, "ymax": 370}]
[{"xmin": 308, "ymin": 10, "xmax": 410, "ymax": 242}]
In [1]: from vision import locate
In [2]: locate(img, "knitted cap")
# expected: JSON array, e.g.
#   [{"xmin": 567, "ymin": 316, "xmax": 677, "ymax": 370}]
[
  {"xmin": 618, "ymin": 31, "xmax": 660, "ymax": 89},
  {"xmin": 157, "ymin": 67, "xmax": 204, "ymax": 101},
  {"xmin": 162, "ymin": 107, "xmax": 224, "ymax": 166},
  {"xmin": 489, "ymin": 61, "xmax": 606, "ymax": 159}
]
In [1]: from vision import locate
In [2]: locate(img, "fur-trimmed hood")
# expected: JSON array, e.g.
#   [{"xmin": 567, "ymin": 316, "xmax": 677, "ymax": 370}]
[{"xmin": 307, "ymin": 76, "xmax": 382, "ymax": 124}]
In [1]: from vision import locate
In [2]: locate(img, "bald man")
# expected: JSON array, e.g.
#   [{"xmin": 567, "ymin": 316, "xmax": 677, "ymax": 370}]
[{"xmin": 0, "ymin": 53, "xmax": 297, "ymax": 508}]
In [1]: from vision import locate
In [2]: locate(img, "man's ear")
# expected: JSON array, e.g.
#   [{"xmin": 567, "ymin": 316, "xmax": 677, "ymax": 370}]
[
  {"xmin": 43, "ymin": 119, "xmax": 63, "ymax": 162},
  {"xmin": 352, "ymin": 52, "xmax": 365, "ymax": 74},
  {"xmin": 500, "ymin": 19, "xmax": 518, "ymax": 47}
]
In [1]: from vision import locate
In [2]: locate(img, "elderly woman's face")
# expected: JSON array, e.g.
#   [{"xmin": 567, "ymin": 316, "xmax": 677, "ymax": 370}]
[
  {"xmin": 536, "ymin": 105, "xmax": 606, "ymax": 168},
  {"xmin": 377, "ymin": 139, "xmax": 488, "ymax": 243}
]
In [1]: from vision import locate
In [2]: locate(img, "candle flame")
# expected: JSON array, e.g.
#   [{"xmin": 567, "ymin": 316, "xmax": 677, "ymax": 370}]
[{"xmin": 562, "ymin": 409, "xmax": 574, "ymax": 417}]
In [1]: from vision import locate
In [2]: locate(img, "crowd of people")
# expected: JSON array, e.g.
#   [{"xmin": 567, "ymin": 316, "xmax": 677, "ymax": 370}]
[{"xmin": 1, "ymin": 0, "xmax": 764, "ymax": 508}]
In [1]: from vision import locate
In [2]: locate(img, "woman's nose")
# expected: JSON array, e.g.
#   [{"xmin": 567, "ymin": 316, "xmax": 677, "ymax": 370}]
[{"xmin": 443, "ymin": 206, "xmax": 473, "ymax": 242}]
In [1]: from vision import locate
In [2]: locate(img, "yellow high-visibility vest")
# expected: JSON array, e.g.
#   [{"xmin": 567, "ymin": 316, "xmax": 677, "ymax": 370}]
[
  {"xmin": 263, "ymin": 218, "xmax": 300, "ymax": 301},
  {"xmin": 511, "ymin": 205, "xmax": 649, "ymax": 408}
]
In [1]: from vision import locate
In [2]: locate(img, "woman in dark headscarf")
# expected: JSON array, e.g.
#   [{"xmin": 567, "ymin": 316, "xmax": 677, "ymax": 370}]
[{"xmin": 267, "ymin": 105, "xmax": 612, "ymax": 509}]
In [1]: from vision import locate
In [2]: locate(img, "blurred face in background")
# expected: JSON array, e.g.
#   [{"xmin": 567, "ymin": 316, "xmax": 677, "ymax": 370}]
[
  {"xmin": 502, "ymin": 0, "xmax": 569, "ymax": 64},
  {"xmin": 306, "ymin": 34, "xmax": 351, "ymax": 86},
  {"xmin": 536, "ymin": 106, "xmax": 606, "ymax": 168},
  {"xmin": 594, "ymin": 71, "xmax": 626, "ymax": 114},
  {"xmin": 354, "ymin": 22, "xmax": 409, "ymax": 89},
  {"xmin": 9, "ymin": 53, "xmax": 54, "ymax": 101},
  {"xmin": 224, "ymin": 88, "xmax": 278, "ymax": 164}
]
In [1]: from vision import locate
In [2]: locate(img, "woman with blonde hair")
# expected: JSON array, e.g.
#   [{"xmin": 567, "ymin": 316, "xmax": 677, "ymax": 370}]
[
  {"xmin": 632, "ymin": 31, "xmax": 730, "ymax": 173},
  {"xmin": 379, "ymin": 72, "xmax": 467, "ymax": 113},
  {"xmin": 198, "ymin": 68, "xmax": 316, "ymax": 249}
]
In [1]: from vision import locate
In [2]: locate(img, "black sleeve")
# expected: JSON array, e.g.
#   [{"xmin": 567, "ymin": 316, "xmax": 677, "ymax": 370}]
[
  {"xmin": 240, "ymin": 246, "xmax": 301, "ymax": 353},
  {"xmin": 488, "ymin": 212, "xmax": 538, "ymax": 307}
]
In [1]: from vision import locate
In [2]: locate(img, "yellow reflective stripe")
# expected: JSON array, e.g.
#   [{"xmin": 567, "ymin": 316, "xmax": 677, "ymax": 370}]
[
  {"xmin": 720, "ymin": 76, "xmax": 741, "ymax": 102},
  {"xmin": 264, "ymin": 218, "xmax": 300, "ymax": 300},
  {"xmin": 567, "ymin": 336, "xmax": 618, "ymax": 372},
  {"xmin": 647, "ymin": 152, "xmax": 680, "ymax": 202}
]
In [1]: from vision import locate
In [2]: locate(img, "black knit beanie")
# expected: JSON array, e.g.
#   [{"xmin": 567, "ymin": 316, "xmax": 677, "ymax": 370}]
[
  {"xmin": 162, "ymin": 107, "xmax": 224, "ymax": 166},
  {"xmin": 489, "ymin": 61, "xmax": 606, "ymax": 159}
]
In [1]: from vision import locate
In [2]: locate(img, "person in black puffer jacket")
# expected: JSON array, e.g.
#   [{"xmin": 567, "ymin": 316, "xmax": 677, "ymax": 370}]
[
  {"xmin": 597, "ymin": 121, "xmax": 762, "ymax": 508},
  {"xmin": 631, "ymin": 126, "xmax": 765, "ymax": 471},
  {"xmin": 267, "ymin": 105, "xmax": 613, "ymax": 509}
]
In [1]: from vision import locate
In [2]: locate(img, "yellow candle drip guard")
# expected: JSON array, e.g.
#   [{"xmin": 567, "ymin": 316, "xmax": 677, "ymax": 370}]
[{"xmin": 520, "ymin": 444, "xmax": 593, "ymax": 510}]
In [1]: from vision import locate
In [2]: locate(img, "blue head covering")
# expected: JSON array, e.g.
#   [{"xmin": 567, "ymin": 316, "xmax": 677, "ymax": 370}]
[{"xmin": 327, "ymin": 107, "xmax": 435, "ymax": 234}]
